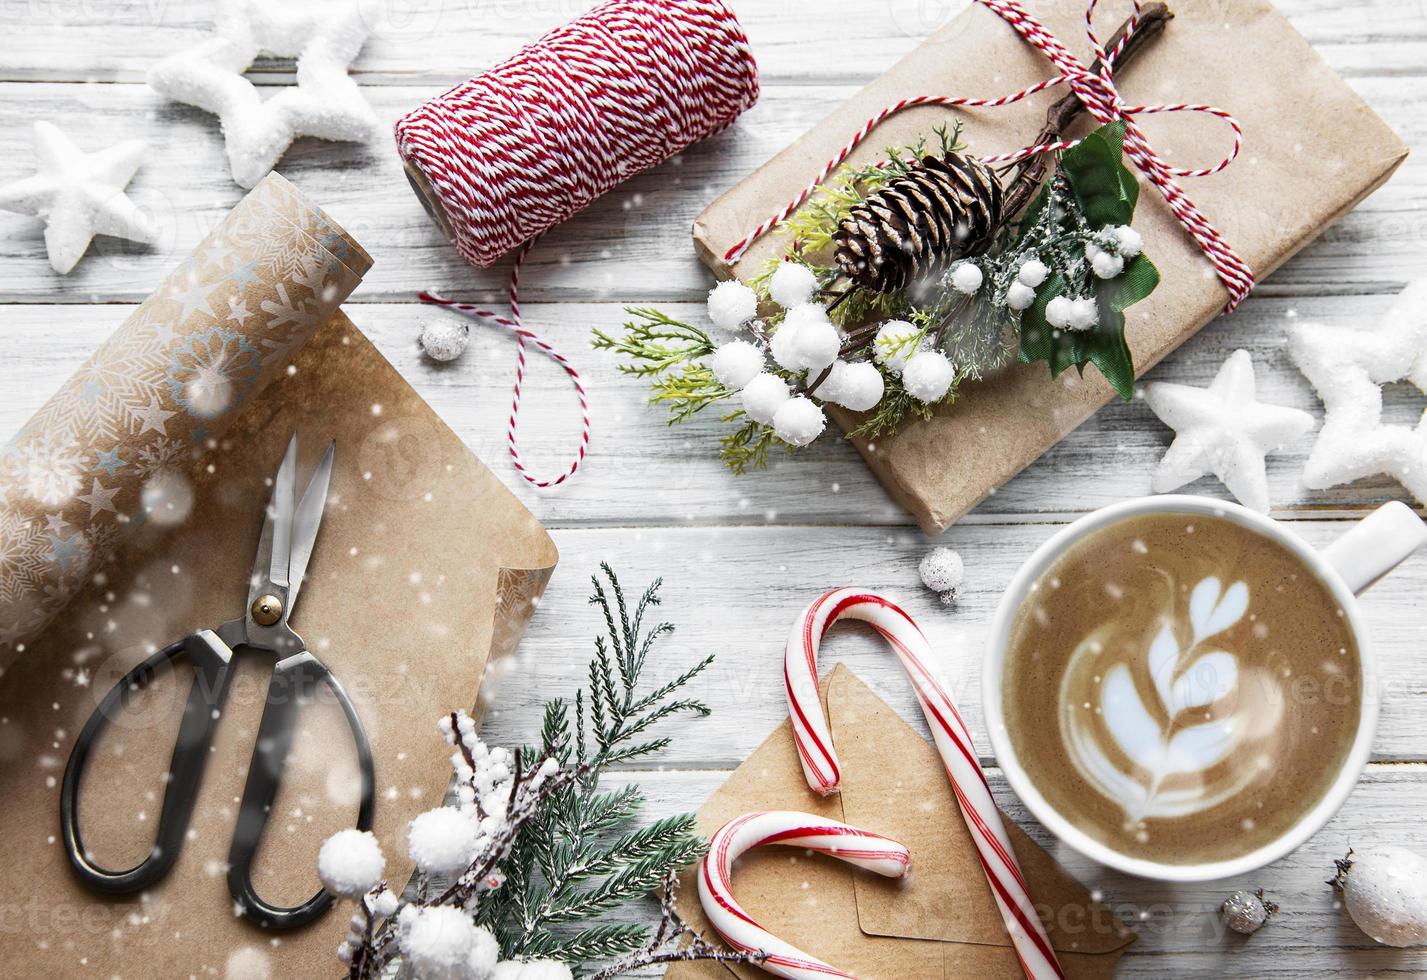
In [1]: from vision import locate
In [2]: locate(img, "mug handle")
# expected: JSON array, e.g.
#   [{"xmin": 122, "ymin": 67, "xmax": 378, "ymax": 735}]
[{"xmin": 1321, "ymin": 501, "xmax": 1427, "ymax": 595}]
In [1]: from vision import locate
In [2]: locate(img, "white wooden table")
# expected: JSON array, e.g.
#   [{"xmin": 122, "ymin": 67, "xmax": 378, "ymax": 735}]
[{"xmin": 3, "ymin": 1, "xmax": 1425, "ymax": 975}]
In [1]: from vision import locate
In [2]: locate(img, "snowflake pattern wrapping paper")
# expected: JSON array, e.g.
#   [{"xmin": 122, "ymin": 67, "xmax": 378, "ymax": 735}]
[{"xmin": 0, "ymin": 173, "xmax": 371, "ymax": 658}]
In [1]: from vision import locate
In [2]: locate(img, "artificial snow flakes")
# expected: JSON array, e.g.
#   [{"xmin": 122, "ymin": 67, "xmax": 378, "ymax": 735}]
[
  {"xmin": 1288, "ymin": 280, "xmax": 1427, "ymax": 505},
  {"xmin": 317, "ymin": 828, "xmax": 385, "ymax": 898},
  {"xmin": 739, "ymin": 373, "xmax": 790, "ymax": 425},
  {"xmin": 1333, "ymin": 847, "xmax": 1427, "ymax": 947},
  {"xmin": 147, "ymin": 0, "xmax": 376, "ymax": 188},
  {"xmin": 1144, "ymin": 348, "xmax": 1314, "ymax": 513},
  {"xmin": 408, "ymin": 806, "xmax": 480, "ymax": 875},
  {"xmin": 707, "ymin": 279, "xmax": 758, "ymax": 332},
  {"xmin": 901, "ymin": 350, "xmax": 955, "ymax": 404},
  {"xmin": 710, "ymin": 340, "xmax": 764, "ymax": 389},
  {"xmin": 873, "ymin": 320, "xmax": 920, "ymax": 374},
  {"xmin": 0, "ymin": 121, "xmax": 157, "ymax": 274},
  {"xmin": 772, "ymin": 396, "xmax": 825, "ymax": 447},
  {"xmin": 918, "ymin": 547, "xmax": 964, "ymax": 605},
  {"xmin": 420, "ymin": 319, "xmax": 470, "ymax": 362},
  {"xmin": 768, "ymin": 261, "xmax": 818, "ymax": 308}
]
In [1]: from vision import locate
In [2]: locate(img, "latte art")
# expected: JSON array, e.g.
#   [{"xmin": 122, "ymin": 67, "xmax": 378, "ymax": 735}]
[{"xmin": 1004, "ymin": 513, "xmax": 1361, "ymax": 865}]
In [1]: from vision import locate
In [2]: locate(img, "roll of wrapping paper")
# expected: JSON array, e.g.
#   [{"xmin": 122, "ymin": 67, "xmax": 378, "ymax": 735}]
[{"xmin": 0, "ymin": 173, "xmax": 371, "ymax": 660}]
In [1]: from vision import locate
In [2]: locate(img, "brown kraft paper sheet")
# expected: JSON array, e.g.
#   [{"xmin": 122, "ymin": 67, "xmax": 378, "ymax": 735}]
[
  {"xmin": 0, "ymin": 185, "xmax": 557, "ymax": 977},
  {"xmin": 692, "ymin": 0, "xmax": 1407, "ymax": 534}
]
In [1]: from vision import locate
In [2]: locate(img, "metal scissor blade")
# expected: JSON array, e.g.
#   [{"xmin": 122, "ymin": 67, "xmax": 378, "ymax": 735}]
[
  {"xmin": 259, "ymin": 435, "xmax": 299, "ymax": 591},
  {"xmin": 285, "ymin": 440, "xmax": 335, "ymax": 614}
]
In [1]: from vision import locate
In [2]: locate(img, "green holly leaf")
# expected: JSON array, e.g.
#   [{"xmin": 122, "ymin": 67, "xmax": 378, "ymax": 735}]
[{"xmin": 1061, "ymin": 120, "xmax": 1136, "ymax": 228}]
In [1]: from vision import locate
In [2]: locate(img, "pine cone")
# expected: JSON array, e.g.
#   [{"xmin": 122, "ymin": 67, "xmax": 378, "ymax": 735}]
[{"xmin": 833, "ymin": 152, "xmax": 1003, "ymax": 293}]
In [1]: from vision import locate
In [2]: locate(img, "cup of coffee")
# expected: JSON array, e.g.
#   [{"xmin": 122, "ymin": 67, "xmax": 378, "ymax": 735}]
[{"xmin": 984, "ymin": 496, "xmax": 1427, "ymax": 881}]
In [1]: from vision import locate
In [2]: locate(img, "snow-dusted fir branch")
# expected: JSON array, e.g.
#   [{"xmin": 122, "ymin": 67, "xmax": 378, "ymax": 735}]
[{"xmin": 318, "ymin": 565, "xmax": 761, "ymax": 980}]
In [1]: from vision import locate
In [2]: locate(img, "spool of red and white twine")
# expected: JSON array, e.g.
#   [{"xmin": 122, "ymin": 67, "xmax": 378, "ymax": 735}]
[
  {"xmin": 699, "ymin": 811, "xmax": 911, "ymax": 980},
  {"xmin": 784, "ymin": 589, "xmax": 1064, "ymax": 980},
  {"xmin": 396, "ymin": 0, "xmax": 759, "ymax": 487}
]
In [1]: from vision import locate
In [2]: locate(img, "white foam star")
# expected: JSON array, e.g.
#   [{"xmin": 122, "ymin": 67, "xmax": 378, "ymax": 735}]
[
  {"xmin": 0, "ymin": 122, "xmax": 157, "ymax": 274},
  {"xmin": 1144, "ymin": 349, "xmax": 1315, "ymax": 513},
  {"xmin": 1289, "ymin": 280, "xmax": 1427, "ymax": 503},
  {"xmin": 147, "ymin": 0, "xmax": 376, "ymax": 188}
]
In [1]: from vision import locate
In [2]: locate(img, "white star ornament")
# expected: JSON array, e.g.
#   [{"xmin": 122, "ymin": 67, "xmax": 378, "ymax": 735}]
[
  {"xmin": 1144, "ymin": 348, "xmax": 1315, "ymax": 513},
  {"xmin": 147, "ymin": 0, "xmax": 376, "ymax": 188},
  {"xmin": 0, "ymin": 121, "xmax": 157, "ymax": 274},
  {"xmin": 1288, "ymin": 279, "xmax": 1427, "ymax": 504}
]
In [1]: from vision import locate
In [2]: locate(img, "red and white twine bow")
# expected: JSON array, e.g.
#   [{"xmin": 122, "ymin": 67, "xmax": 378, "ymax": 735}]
[
  {"xmin": 419, "ymin": 246, "xmax": 591, "ymax": 489},
  {"xmin": 726, "ymin": 0, "xmax": 1254, "ymax": 313},
  {"xmin": 785, "ymin": 589, "xmax": 1064, "ymax": 980},
  {"xmin": 698, "ymin": 811, "xmax": 912, "ymax": 980}
]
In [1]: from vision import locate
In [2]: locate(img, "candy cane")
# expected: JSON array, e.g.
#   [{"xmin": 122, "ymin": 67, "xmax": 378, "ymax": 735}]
[
  {"xmin": 784, "ymin": 589, "xmax": 1064, "ymax": 980},
  {"xmin": 698, "ymin": 810, "xmax": 911, "ymax": 980}
]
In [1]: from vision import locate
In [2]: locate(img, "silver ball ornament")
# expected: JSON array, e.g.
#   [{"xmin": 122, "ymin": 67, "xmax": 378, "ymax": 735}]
[
  {"xmin": 419, "ymin": 319, "xmax": 470, "ymax": 362},
  {"xmin": 1220, "ymin": 889, "xmax": 1276, "ymax": 935}
]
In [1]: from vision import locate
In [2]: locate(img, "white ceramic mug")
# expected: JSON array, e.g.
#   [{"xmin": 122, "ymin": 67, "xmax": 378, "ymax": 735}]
[{"xmin": 983, "ymin": 495, "xmax": 1427, "ymax": 882}]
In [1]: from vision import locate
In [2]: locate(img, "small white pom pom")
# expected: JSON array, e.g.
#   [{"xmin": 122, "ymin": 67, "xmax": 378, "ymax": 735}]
[
  {"xmin": 1114, "ymin": 224, "xmax": 1143, "ymax": 257},
  {"xmin": 1092, "ymin": 250, "xmax": 1124, "ymax": 279},
  {"xmin": 950, "ymin": 261, "xmax": 984, "ymax": 295},
  {"xmin": 494, "ymin": 961, "xmax": 574, "ymax": 980},
  {"xmin": 1336, "ymin": 847, "xmax": 1427, "ymax": 947},
  {"xmin": 1017, "ymin": 258, "xmax": 1048, "ymax": 287},
  {"xmin": 1067, "ymin": 297, "xmax": 1099, "ymax": 331},
  {"xmin": 831, "ymin": 361, "xmax": 885, "ymax": 412},
  {"xmin": 399, "ymin": 906, "xmax": 482, "ymax": 980},
  {"xmin": 815, "ymin": 359, "xmax": 850, "ymax": 403},
  {"xmin": 466, "ymin": 925, "xmax": 501, "ymax": 978},
  {"xmin": 1006, "ymin": 281, "xmax": 1037, "ymax": 311},
  {"xmin": 1085, "ymin": 240, "xmax": 1104, "ymax": 262},
  {"xmin": 790, "ymin": 316, "xmax": 840, "ymax": 371},
  {"xmin": 707, "ymin": 279, "xmax": 758, "ymax": 332},
  {"xmin": 740, "ymin": 373, "xmax": 790, "ymax": 424},
  {"xmin": 768, "ymin": 262, "xmax": 819, "ymax": 308},
  {"xmin": 419, "ymin": 319, "xmax": 469, "ymax": 363},
  {"xmin": 773, "ymin": 396, "xmax": 826, "ymax": 447},
  {"xmin": 407, "ymin": 806, "xmax": 479, "ymax": 875},
  {"xmin": 710, "ymin": 340, "xmax": 765, "ymax": 389},
  {"xmin": 318, "ymin": 829, "xmax": 385, "ymax": 899},
  {"xmin": 370, "ymin": 889, "xmax": 400, "ymax": 918},
  {"xmin": 873, "ymin": 320, "xmax": 920, "ymax": 375},
  {"xmin": 770, "ymin": 320, "xmax": 804, "ymax": 371},
  {"xmin": 901, "ymin": 350, "xmax": 956, "ymax": 403},
  {"xmin": 1044, "ymin": 295, "xmax": 1074, "ymax": 329},
  {"xmin": 919, "ymin": 547, "xmax": 964, "ymax": 605}
]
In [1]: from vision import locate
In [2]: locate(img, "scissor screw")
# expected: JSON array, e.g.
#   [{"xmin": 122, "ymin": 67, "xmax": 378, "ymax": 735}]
[{"xmin": 251, "ymin": 594, "xmax": 284, "ymax": 627}]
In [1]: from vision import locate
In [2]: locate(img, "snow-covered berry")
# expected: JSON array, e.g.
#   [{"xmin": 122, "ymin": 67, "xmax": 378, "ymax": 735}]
[
  {"xmin": 318, "ymin": 829, "xmax": 385, "ymax": 899},
  {"xmin": 814, "ymin": 359, "xmax": 850, "ymax": 404},
  {"xmin": 1005, "ymin": 281, "xmax": 1037, "ymax": 311},
  {"xmin": 407, "ymin": 806, "xmax": 479, "ymax": 875},
  {"xmin": 1091, "ymin": 250, "xmax": 1124, "ymax": 279},
  {"xmin": 770, "ymin": 318, "xmax": 803, "ymax": 371},
  {"xmin": 829, "ymin": 361, "xmax": 884, "ymax": 412},
  {"xmin": 1044, "ymin": 295, "xmax": 1073, "ymax": 329},
  {"xmin": 788, "ymin": 315, "xmax": 839, "ymax": 371},
  {"xmin": 1085, "ymin": 240, "xmax": 1105, "ymax": 262},
  {"xmin": 772, "ymin": 396, "xmax": 825, "ymax": 447},
  {"xmin": 419, "ymin": 319, "xmax": 469, "ymax": 362},
  {"xmin": 768, "ymin": 261, "xmax": 819, "ymax": 308},
  {"xmin": 873, "ymin": 319, "xmax": 920, "ymax": 375},
  {"xmin": 950, "ymin": 261, "xmax": 983, "ymax": 295},
  {"xmin": 466, "ymin": 924, "xmax": 500, "ymax": 978},
  {"xmin": 398, "ymin": 906, "xmax": 486, "ymax": 980},
  {"xmin": 1113, "ymin": 224, "xmax": 1143, "ymax": 257},
  {"xmin": 901, "ymin": 350, "xmax": 956, "ymax": 404},
  {"xmin": 493, "ymin": 961, "xmax": 574, "ymax": 980},
  {"xmin": 710, "ymin": 340, "xmax": 765, "ymax": 389},
  {"xmin": 919, "ymin": 547, "xmax": 965, "ymax": 605},
  {"xmin": 369, "ymin": 888, "xmax": 400, "ymax": 918},
  {"xmin": 1017, "ymin": 258, "xmax": 1048, "ymax": 288},
  {"xmin": 707, "ymin": 279, "xmax": 758, "ymax": 332},
  {"xmin": 1067, "ymin": 297, "xmax": 1099, "ymax": 331},
  {"xmin": 740, "ymin": 373, "xmax": 790, "ymax": 425}
]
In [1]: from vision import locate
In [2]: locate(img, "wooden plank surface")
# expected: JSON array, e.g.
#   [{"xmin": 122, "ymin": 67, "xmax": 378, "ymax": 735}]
[{"xmin": 2, "ymin": 0, "xmax": 1426, "ymax": 975}]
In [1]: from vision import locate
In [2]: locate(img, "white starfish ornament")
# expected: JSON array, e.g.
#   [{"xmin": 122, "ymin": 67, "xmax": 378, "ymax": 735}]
[
  {"xmin": 147, "ymin": 0, "xmax": 376, "ymax": 188},
  {"xmin": 1288, "ymin": 280, "xmax": 1427, "ymax": 504},
  {"xmin": 1144, "ymin": 348, "xmax": 1314, "ymax": 512},
  {"xmin": 0, "ymin": 122, "xmax": 157, "ymax": 274}
]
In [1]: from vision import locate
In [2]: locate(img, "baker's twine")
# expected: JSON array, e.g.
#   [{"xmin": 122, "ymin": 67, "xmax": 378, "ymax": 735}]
[{"xmin": 725, "ymin": 0, "xmax": 1254, "ymax": 313}]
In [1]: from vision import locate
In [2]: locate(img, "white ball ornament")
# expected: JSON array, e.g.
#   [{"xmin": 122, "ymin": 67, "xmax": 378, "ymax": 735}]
[
  {"xmin": 772, "ymin": 396, "xmax": 825, "ymax": 447},
  {"xmin": 1006, "ymin": 281, "xmax": 1037, "ymax": 311},
  {"xmin": 950, "ymin": 261, "xmax": 984, "ymax": 295},
  {"xmin": 1335, "ymin": 847, "xmax": 1427, "ymax": 947},
  {"xmin": 1044, "ymin": 295, "xmax": 1074, "ymax": 329},
  {"xmin": 1091, "ymin": 250, "xmax": 1124, "ymax": 279},
  {"xmin": 419, "ymin": 319, "xmax": 470, "ymax": 362},
  {"xmin": 707, "ymin": 279, "xmax": 758, "ymax": 332},
  {"xmin": 901, "ymin": 350, "xmax": 956, "ymax": 404},
  {"xmin": 740, "ymin": 373, "xmax": 790, "ymax": 425},
  {"xmin": 831, "ymin": 361, "xmax": 885, "ymax": 412},
  {"xmin": 1113, "ymin": 224, "xmax": 1143, "ymax": 257},
  {"xmin": 1017, "ymin": 257, "xmax": 1049, "ymax": 288},
  {"xmin": 919, "ymin": 546, "xmax": 964, "ymax": 605},
  {"xmin": 873, "ymin": 319, "xmax": 920, "ymax": 375},
  {"xmin": 768, "ymin": 261, "xmax": 819, "ymax": 308},
  {"xmin": 710, "ymin": 340, "xmax": 765, "ymax": 389}
]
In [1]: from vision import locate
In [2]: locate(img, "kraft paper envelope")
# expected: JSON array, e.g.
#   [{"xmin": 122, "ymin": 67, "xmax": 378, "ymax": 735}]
[{"xmin": 669, "ymin": 666, "xmax": 1133, "ymax": 980}]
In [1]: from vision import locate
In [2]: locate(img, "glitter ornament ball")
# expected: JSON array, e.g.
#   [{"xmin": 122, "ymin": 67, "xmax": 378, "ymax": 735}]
[
  {"xmin": 919, "ymin": 547, "xmax": 964, "ymax": 605},
  {"xmin": 1220, "ymin": 889, "xmax": 1277, "ymax": 935},
  {"xmin": 1336, "ymin": 847, "xmax": 1427, "ymax": 947},
  {"xmin": 419, "ymin": 318, "xmax": 470, "ymax": 362}
]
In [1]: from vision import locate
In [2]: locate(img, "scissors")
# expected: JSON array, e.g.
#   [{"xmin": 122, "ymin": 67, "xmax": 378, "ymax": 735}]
[{"xmin": 60, "ymin": 434, "xmax": 375, "ymax": 930}]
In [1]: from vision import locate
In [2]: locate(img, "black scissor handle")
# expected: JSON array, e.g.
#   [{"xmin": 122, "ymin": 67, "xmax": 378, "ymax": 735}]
[
  {"xmin": 227, "ymin": 651, "xmax": 376, "ymax": 930},
  {"xmin": 60, "ymin": 631, "xmax": 235, "ymax": 894}
]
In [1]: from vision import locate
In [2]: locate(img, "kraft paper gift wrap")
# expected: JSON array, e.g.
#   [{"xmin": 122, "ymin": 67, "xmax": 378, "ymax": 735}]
[
  {"xmin": 668, "ymin": 666, "xmax": 1134, "ymax": 980},
  {"xmin": 692, "ymin": 0, "xmax": 1407, "ymax": 534},
  {"xmin": 0, "ymin": 179, "xmax": 559, "ymax": 977}
]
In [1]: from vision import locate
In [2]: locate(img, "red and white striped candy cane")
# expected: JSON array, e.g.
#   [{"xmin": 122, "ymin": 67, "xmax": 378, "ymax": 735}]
[
  {"xmin": 698, "ymin": 810, "xmax": 911, "ymax": 980},
  {"xmin": 784, "ymin": 589, "xmax": 1064, "ymax": 980}
]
